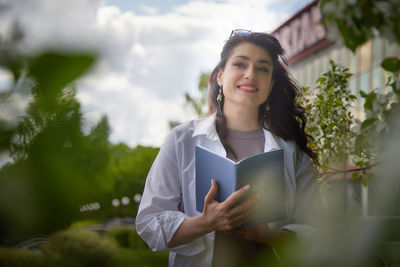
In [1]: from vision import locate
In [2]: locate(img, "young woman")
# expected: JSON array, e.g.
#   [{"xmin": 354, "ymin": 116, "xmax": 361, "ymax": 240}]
[{"xmin": 136, "ymin": 30, "xmax": 320, "ymax": 266}]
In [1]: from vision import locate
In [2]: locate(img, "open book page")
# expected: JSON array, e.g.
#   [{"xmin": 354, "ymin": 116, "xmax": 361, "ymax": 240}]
[
  {"xmin": 195, "ymin": 146, "xmax": 237, "ymax": 212},
  {"xmin": 195, "ymin": 145, "xmax": 287, "ymax": 225},
  {"xmin": 237, "ymin": 149, "xmax": 286, "ymax": 225}
]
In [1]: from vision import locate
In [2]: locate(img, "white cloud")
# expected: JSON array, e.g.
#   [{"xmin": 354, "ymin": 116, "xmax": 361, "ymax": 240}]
[
  {"xmin": 0, "ymin": 67, "xmax": 13, "ymax": 91},
  {"xmin": 0, "ymin": 93, "xmax": 31, "ymax": 120},
  {"xmin": 1, "ymin": 0, "xmax": 291, "ymax": 147},
  {"xmin": 1, "ymin": 0, "xmax": 105, "ymax": 53},
  {"xmin": 78, "ymin": 74, "xmax": 189, "ymax": 147},
  {"xmin": 139, "ymin": 5, "xmax": 159, "ymax": 16}
]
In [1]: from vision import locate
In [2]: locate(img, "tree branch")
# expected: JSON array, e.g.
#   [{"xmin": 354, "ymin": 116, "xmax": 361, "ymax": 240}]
[{"xmin": 318, "ymin": 162, "xmax": 382, "ymax": 183}]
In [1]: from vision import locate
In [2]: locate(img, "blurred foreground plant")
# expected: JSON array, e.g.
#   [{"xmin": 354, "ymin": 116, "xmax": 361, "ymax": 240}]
[
  {"xmin": 275, "ymin": 1, "xmax": 400, "ymax": 266},
  {"xmin": 0, "ymin": 26, "xmax": 117, "ymax": 244}
]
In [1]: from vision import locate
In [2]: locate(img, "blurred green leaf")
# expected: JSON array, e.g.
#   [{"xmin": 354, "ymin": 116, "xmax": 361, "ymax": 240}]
[
  {"xmin": 337, "ymin": 21, "xmax": 367, "ymax": 52},
  {"xmin": 28, "ymin": 52, "xmax": 95, "ymax": 98},
  {"xmin": 0, "ymin": 50, "xmax": 104, "ymax": 242},
  {"xmin": 381, "ymin": 57, "xmax": 400, "ymax": 73}
]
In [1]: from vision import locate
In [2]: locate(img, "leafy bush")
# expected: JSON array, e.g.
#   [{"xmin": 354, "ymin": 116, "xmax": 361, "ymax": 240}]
[
  {"xmin": 70, "ymin": 219, "xmax": 101, "ymax": 228},
  {"xmin": 0, "ymin": 247, "xmax": 46, "ymax": 267},
  {"xmin": 106, "ymin": 226, "xmax": 148, "ymax": 249},
  {"xmin": 40, "ymin": 228, "xmax": 117, "ymax": 267}
]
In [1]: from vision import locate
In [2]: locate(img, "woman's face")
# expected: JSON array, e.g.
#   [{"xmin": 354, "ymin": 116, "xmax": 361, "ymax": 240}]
[{"xmin": 217, "ymin": 42, "xmax": 274, "ymax": 110}]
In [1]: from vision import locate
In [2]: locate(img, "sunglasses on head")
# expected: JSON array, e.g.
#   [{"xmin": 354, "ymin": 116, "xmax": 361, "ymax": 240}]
[
  {"xmin": 229, "ymin": 29, "xmax": 252, "ymax": 38},
  {"xmin": 229, "ymin": 29, "xmax": 288, "ymax": 65}
]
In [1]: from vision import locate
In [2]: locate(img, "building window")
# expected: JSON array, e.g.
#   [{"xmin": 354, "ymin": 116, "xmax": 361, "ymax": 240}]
[
  {"xmin": 384, "ymin": 70, "xmax": 393, "ymax": 93},
  {"xmin": 359, "ymin": 40, "xmax": 372, "ymax": 73},
  {"xmin": 345, "ymin": 180, "xmax": 363, "ymax": 216},
  {"xmin": 291, "ymin": 68, "xmax": 300, "ymax": 85},
  {"xmin": 306, "ymin": 61, "xmax": 313, "ymax": 87},
  {"xmin": 330, "ymin": 47, "xmax": 339, "ymax": 63},
  {"xmin": 350, "ymin": 49, "xmax": 359, "ymax": 75},
  {"xmin": 314, "ymin": 56, "xmax": 321, "ymax": 77},
  {"xmin": 384, "ymin": 39, "xmax": 396, "ymax": 57},
  {"xmin": 372, "ymin": 67, "xmax": 384, "ymax": 91},
  {"xmin": 297, "ymin": 66, "xmax": 304, "ymax": 86},
  {"xmin": 359, "ymin": 71, "xmax": 371, "ymax": 93},
  {"xmin": 321, "ymin": 54, "xmax": 329, "ymax": 72},
  {"xmin": 340, "ymin": 46, "xmax": 350, "ymax": 67},
  {"xmin": 372, "ymin": 37, "xmax": 384, "ymax": 66},
  {"xmin": 349, "ymin": 75, "xmax": 357, "ymax": 93}
]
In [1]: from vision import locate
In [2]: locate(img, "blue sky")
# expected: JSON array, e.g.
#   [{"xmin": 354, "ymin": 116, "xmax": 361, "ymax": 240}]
[
  {"xmin": 107, "ymin": 0, "xmax": 310, "ymax": 16},
  {"xmin": 1, "ymin": 0, "xmax": 314, "ymax": 148},
  {"xmin": 107, "ymin": 0, "xmax": 192, "ymax": 14}
]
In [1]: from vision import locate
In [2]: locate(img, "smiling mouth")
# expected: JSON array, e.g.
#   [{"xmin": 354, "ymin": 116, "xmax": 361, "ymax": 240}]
[{"xmin": 237, "ymin": 85, "xmax": 258, "ymax": 92}]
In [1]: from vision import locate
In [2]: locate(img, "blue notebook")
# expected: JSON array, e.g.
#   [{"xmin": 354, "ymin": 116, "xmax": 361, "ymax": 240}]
[{"xmin": 195, "ymin": 146, "xmax": 287, "ymax": 225}]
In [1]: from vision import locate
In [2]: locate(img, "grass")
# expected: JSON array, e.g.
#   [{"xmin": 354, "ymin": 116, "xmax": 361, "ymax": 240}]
[{"xmin": 112, "ymin": 247, "xmax": 169, "ymax": 267}]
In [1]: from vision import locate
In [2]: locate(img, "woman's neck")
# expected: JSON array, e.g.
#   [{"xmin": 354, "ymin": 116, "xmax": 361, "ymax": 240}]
[{"xmin": 223, "ymin": 104, "xmax": 260, "ymax": 131}]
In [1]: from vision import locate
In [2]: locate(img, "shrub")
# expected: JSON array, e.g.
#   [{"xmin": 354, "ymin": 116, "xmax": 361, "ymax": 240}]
[
  {"xmin": 0, "ymin": 247, "xmax": 46, "ymax": 267},
  {"xmin": 106, "ymin": 226, "xmax": 148, "ymax": 249},
  {"xmin": 70, "ymin": 219, "xmax": 101, "ymax": 228},
  {"xmin": 40, "ymin": 228, "xmax": 117, "ymax": 267}
]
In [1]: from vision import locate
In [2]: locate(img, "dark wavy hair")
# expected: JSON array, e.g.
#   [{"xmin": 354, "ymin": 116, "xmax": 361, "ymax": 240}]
[{"xmin": 208, "ymin": 32, "xmax": 318, "ymax": 165}]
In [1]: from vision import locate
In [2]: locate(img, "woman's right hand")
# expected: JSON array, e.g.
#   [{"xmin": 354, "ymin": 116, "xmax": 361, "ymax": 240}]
[
  {"xmin": 201, "ymin": 179, "xmax": 256, "ymax": 232},
  {"xmin": 168, "ymin": 179, "xmax": 255, "ymax": 248}
]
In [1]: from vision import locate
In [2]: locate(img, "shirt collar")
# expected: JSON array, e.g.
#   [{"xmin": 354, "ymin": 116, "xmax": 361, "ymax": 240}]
[
  {"xmin": 193, "ymin": 112, "xmax": 282, "ymax": 152},
  {"xmin": 192, "ymin": 113, "xmax": 220, "ymax": 141},
  {"xmin": 262, "ymin": 128, "xmax": 281, "ymax": 152}
]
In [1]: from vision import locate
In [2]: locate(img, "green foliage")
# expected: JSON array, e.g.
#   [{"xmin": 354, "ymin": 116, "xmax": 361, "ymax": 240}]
[
  {"xmin": 320, "ymin": 0, "xmax": 400, "ymax": 52},
  {"xmin": 0, "ymin": 40, "xmax": 159, "ymax": 241},
  {"xmin": 105, "ymin": 226, "xmax": 148, "ymax": 249},
  {"xmin": 185, "ymin": 72, "xmax": 209, "ymax": 117},
  {"xmin": 381, "ymin": 57, "xmax": 400, "ymax": 73},
  {"xmin": 0, "ymin": 226, "xmax": 169, "ymax": 267},
  {"xmin": 28, "ymin": 53, "xmax": 95, "ymax": 99},
  {"xmin": 170, "ymin": 72, "xmax": 209, "ymax": 129},
  {"xmin": 300, "ymin": 61, "xmax": 356, "ymax": 169},
  {"xmin": 0, "ymin": 33, "xmax": 118, "ymax": 242},
  {"xmin": 0, "ymin": 122, "xmax": 14, "ymax": 153},
  {"xmin": 0, "ymin": 247, "xmax": 46, "ymax": 267},
  {"xmin": 319, "ymin": 0, "xmax": 400, "ymax": 81},
  {"xmin": 41, "ymin": 227, "xmax": 167, "ymax": 266},
  {"xmin": 79, "ymin": 144, "xmax": 159, "ymax": 219},
  {"xmin": 107, "ymin": 144, "xmax": 159, "ymax": 199},
  {"xmin": 300, "ymin": 60, "xmax": 400, "ymax": 185},
  {"xmin": 168, "ymin": 120, "xmax": 181, "ymax": 130},
  {"xmin": 112, "ymin": 247, "xmax": 169, "ymax": 267},
  {"xmin": 356, "ymin": 77, "xmax": 399, "ymax": 163},
  {"xmin": 70, "ymin": 219, "xmax": 101, "ymax": 228},
  {"xmin": 40, "ymin": 228, "xmax": 117, "ymax": 267},
  {"xmin": 310, "ymin": 0, "xmax": 400, "ymax": 186}
]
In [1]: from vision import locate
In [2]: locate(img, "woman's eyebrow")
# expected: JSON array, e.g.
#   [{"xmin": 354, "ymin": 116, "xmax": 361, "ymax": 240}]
[{"xmin": 234, "ymin": 55, "xmax": 272, "ymax": 66}]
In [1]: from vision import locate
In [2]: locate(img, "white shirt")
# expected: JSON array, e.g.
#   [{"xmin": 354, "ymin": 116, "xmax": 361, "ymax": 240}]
[{"xmin": 136, "ymin": 113, "xmax": 318, "ymax": 267}]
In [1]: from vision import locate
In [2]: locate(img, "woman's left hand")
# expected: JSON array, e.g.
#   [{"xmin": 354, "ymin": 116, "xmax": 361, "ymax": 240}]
[
  {"xmin": 232, "ymin": 224, "xmax": 275, "ymax": 243},
  {"xmin": 231, "ymin": 225, "xmax": 296, "ymax": 246}
]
